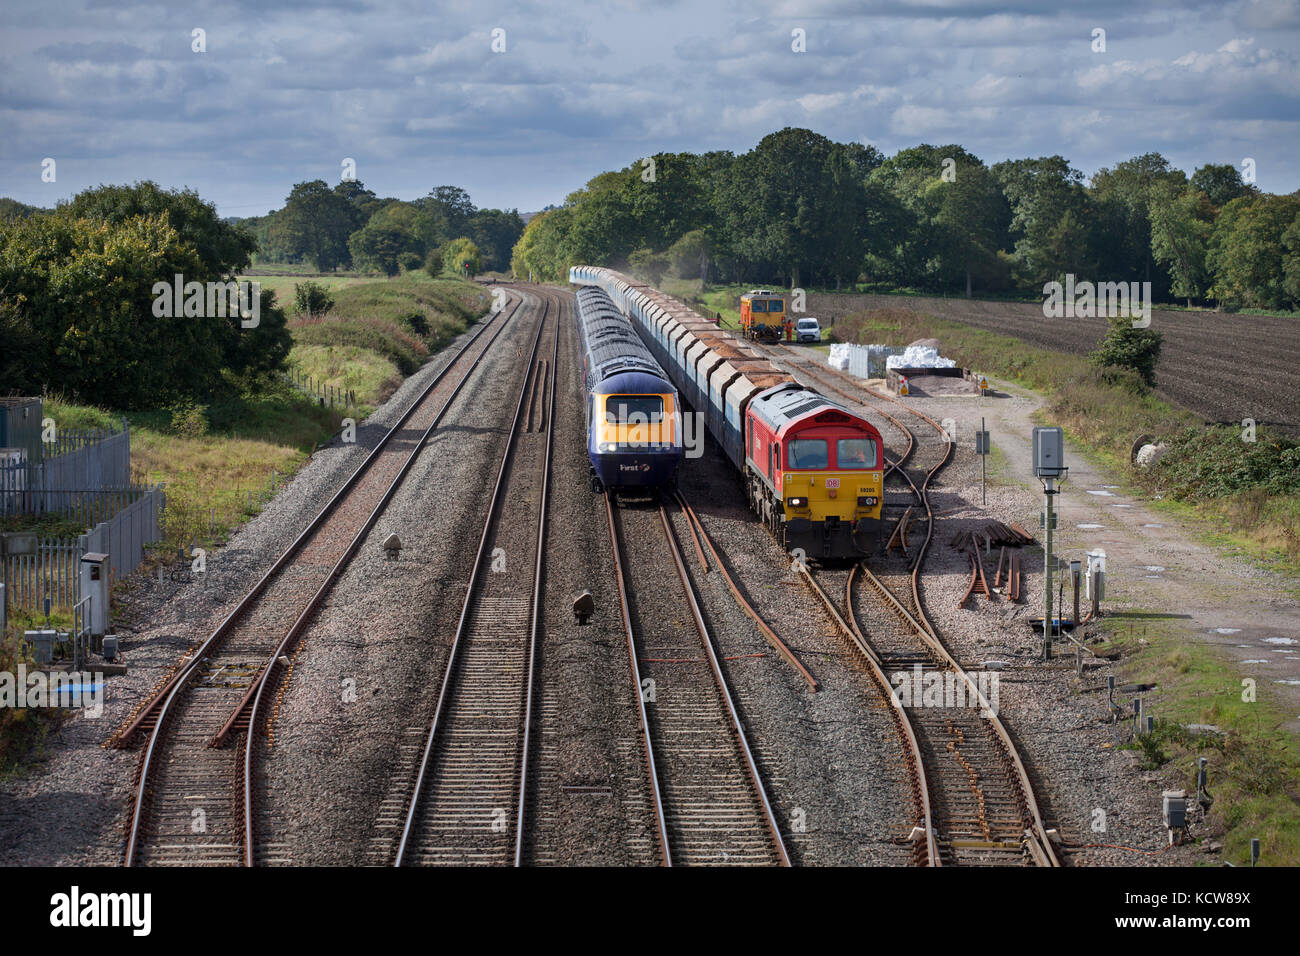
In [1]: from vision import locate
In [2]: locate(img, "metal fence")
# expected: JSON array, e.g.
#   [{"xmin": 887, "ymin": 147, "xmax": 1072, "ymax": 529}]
[
  {"xmin": 83, "ymin": 485, "xmax": 164, "ymax": 582},
  {"xmin": 0, "ymin": 485, "xmax": 164, "ymax": 610},
  {"xmin": 0, "ymin": 424, "xmax": 132, "ymax": 516}
]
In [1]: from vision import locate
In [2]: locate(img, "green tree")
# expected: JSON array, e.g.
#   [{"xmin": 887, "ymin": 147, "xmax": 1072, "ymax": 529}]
[
  {"xmin": 467, "ymin": 208, "xmax": 525, "ymax": 271},
  {"xmin": 1148, "ymin": 183, "xmax": 1213, "ymax": 306},
  {"xmin": 62, "ymin": 180, "xmax": 255, "ymax": 280},
  {"xmin": 668, "ymin": 229, "xmax": 710, "ymax": 281},
  {"xmin": 442, "ymin": 237, "xmax": 482, "ymax": 276},
  {"xmin": 510, "ymin": 207, "xmax": 575, "ymax": 281},
  {"xmin": 348, "ymin": 202, "xmax": 439, "ymax": 276},
  {"xmin": 1090, "ymin": 153, "xmax": 1187, "ymax": 296},
  {"xmin": 1282, "ymin": 213, "xmax": 1300, "ymax": 305},
  {"xmin": 627, "ymin": 247, "xmax": 670, "ymax": 286},
  {"xmin": 422, "ymin": 185, "xmax": 476, "ymax": 238},
  {"xmin": 0, "ymin": 198, "xmax": 49, "ymax": 223},
  {"xmin": 1190, "ymin": 163, "xmax": 1255, "ymax": 210},
  {"xmin": 720, "ymin": 127, "xmax": 845, "ymax": 287},
  {"xmin": 933, "ymin": 161, "xmax": 1009, "ymax": 296},
  {"xmin": 993, "ymin": 156, "xmax": 1093, "ymax": 286},
  {"xmin": 1206, "ymin": 193, "xmax": 1300, "ymax": 310},
  {"xmin": 0, "ymin": 212, "xmax": 218, "ymax": 407},
  {"xmin": 280, "ymin": 180, "xmax": 361, "ymax": 272},
  {"xmin": 333, "ymin": 179, "xmax": 385, "ymax": 220},
  {"xmin": 293, "ymin": 281, "xmax": 335, "ymax": 317}
]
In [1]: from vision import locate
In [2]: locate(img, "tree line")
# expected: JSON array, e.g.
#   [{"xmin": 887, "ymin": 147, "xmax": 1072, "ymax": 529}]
[
  {"xmin": 239, "ymin": 182, "xmax": 524, "ymax": 277},
  {"xmin": 0, "ymin": 182, "xmax": 291, "ymax": 409},
  {"xmin": 511, "ymin": 127, "xmax": 1300, "ymax": 312},
  {"xmin": 0, "ymin": 178, "xmax": 521, "ymax": 409}
]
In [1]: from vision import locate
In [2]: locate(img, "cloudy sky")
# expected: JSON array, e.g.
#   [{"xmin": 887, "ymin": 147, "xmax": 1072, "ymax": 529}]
[{"xmin": 2, "ymin": 0, "xmax": 1298, "ymax": 217}]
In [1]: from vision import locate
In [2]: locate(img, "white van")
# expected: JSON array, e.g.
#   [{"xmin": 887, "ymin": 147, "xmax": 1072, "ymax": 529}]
[{"xmin": 795, "ymin": 317, "xmax": 821, "ymax": 343}]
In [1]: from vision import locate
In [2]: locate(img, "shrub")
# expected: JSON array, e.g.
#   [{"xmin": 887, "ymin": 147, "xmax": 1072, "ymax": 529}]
[
  {"xmin": 401, "ymin": 311, "xmax": 430, "ymax": 336},
  {"xmin": 293, "ymin": 281, "xmax": 335, "ymax": 318},
  {"xmin": 168, "ymin": 402, "xmax": 209, "ymax": 439},
  {"xmin": 398, "ymin": 251, "xmax": 423, "ymax": 273},
  {"xmin": 1090, "ymin": 317, "xmax": 1163, "ymax": 387}
]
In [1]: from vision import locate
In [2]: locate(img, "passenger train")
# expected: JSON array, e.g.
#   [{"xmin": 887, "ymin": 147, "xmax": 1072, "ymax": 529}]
[
  {"xmin": 574, "ymin": 285, "xmax": 684, "ymax": 492},
  {"xmin": 570, "ymin": 267, "xmax": 884, "ymax": 558}
]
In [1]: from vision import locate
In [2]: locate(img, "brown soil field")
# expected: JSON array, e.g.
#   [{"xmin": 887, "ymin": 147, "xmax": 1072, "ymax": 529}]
[{"xmin": 808, "ymin": 293, "xmax": 1300, "ymax": 435}]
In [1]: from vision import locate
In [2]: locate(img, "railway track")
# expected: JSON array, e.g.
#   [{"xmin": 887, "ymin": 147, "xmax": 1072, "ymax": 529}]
[
  {"xmin": 392, "ymin": 288, "xmax": 559, "ymax": 866},
  {"xmin": 603, "ymin": 492, "xmax": 790, "ymax": 866},
  {"xmin": 752, "ymin": 343, "xmax": 1059, "ymax": 866},
  {"xmin": 115, "ymin": 291, "xmax": 528, "ymax": 867}
]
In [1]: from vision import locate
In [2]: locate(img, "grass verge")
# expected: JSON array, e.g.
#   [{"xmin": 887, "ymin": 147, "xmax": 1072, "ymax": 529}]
[{"xmin": 1106, "ymin": 609, "xmax": 1300, "ymax": 866}]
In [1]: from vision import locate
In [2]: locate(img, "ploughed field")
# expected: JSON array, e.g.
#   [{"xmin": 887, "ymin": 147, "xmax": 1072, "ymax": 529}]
[{"xmin": 808, "ymin": 292, "xmax": 1300, "ymax": 434}]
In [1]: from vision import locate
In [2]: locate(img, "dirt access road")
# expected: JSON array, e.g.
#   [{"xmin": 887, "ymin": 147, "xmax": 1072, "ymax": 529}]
[{"xmin": 909, "ymin": 377, "xmax": 1300, "ymax": 733}]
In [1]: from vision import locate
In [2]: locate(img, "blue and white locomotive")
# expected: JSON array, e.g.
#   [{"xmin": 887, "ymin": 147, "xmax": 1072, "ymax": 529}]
[{"xmin": 575, "ymin": 286, "xmax": 684, "ymax": 492}]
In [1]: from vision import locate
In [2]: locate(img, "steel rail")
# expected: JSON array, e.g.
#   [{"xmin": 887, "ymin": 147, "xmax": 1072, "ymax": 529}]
[
  {"xmin": 513, "ymin": 287, "xmax": 562, "ymax": 867},
  {"xmin": 757, "ymin": 344, "xmax": 1059, "ymax": 866},
  {"xmin": 115, "ymin": 293, "xmax": 521, "ymax": 750},
  {"xmin": 854, "ymin": 562, "xmax": 1060, "ymax": 867},
  {"xmin": 231, "ymin": 291, "xmax": 529, "ymax": 865},
  {"xmin": 673, "ymin": 490, "xmax": 819, "ymax": 692},
  {"xmin": 843, "ymin": 370, "xmax": 1061, "ymax": 868},
  {"xmin": 656, "ymin": 501, "xmax": 791, "ymax": 867},
  {"xmin": 793, "ymin": 563, "xmax": 938, "ymax": 865},
  {"xmin": 122, "ymin": 292, "xmax": 522, "ymax": 866},
  {"xmin": 393, "ymin": 290, "xmax": 552, "ymax": 866},
  {"xmin": 602, "ymin": 491, "xmax": 672, "ymax": 866}
]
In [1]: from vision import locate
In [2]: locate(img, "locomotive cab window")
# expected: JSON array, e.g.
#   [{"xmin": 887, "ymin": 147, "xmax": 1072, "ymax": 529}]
[
  {"xmin": 750, "ymin": 299, "xmax": 768, "ymax": 312},
  {"xmin": 769, "ymin": 300, "xmax": 784, "ymax": 313},
  {"xmin": 837, "ymin": 438, "xmax": 877, "ymax": 469},
  {"xmin": 605, "ymin": 395, "xmax": 664, "ymax": 424},
  {"xmin": 787, "ymin": 438, "xmax": 828, "ymax": 469}
]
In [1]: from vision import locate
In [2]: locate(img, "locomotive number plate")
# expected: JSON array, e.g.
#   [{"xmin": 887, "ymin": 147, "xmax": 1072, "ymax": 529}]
[{"xmin": 825, "ymin": 478, "xmax": 840, "ymax": 489}]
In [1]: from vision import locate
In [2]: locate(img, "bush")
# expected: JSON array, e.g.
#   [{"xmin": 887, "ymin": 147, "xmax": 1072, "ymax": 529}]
[
  {"xmin": 398, "ymin": 251, "xmax": 423, "ymax": 273},
  {"xmin": 168, "ymin": 402, "xmax": 209, "ymax": 439},
  {"xmin": 293, "ymin": 281, "xmax": 335, "ymax": 318},
  {"xmin": 628, "ymin": 247, "xmax": 670, "ymax": 286},
  {"xmin": 1090, "ymin": 317, "xmax": 1163, "ymax": 387},
  {"xmin": 401, "ymin": 311, "xmax": 429, "ymax": 336},
  {"xmin": 1154, "ymin": 425, "xmax": 1300, "ymax": 499}
]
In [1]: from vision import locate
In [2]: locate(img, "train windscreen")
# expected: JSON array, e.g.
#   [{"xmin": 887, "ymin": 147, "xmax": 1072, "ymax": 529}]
[
  {"xmin": 837, "ymin": 438, "xmax": 877, "ymax": 469},
  {"xmin": 605, "ymin": 395, "xmax": 664, "ymax": 424},
  {"xmin": 787, "ymin": 438, "xmax": 828, "ymax": 469}
]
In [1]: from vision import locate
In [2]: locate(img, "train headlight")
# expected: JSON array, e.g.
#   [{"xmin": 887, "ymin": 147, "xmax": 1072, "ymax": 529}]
[
  {"xmin": 598, "ymin": 442, "xmax": 617, "ymax": 453},
  {"xmin": 787, "ymin": 497, "xmax": 808, "ymax": 508},
  {"xmin": 857, "ymin": 495, "xmax": 879, "ymax": 507}
]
